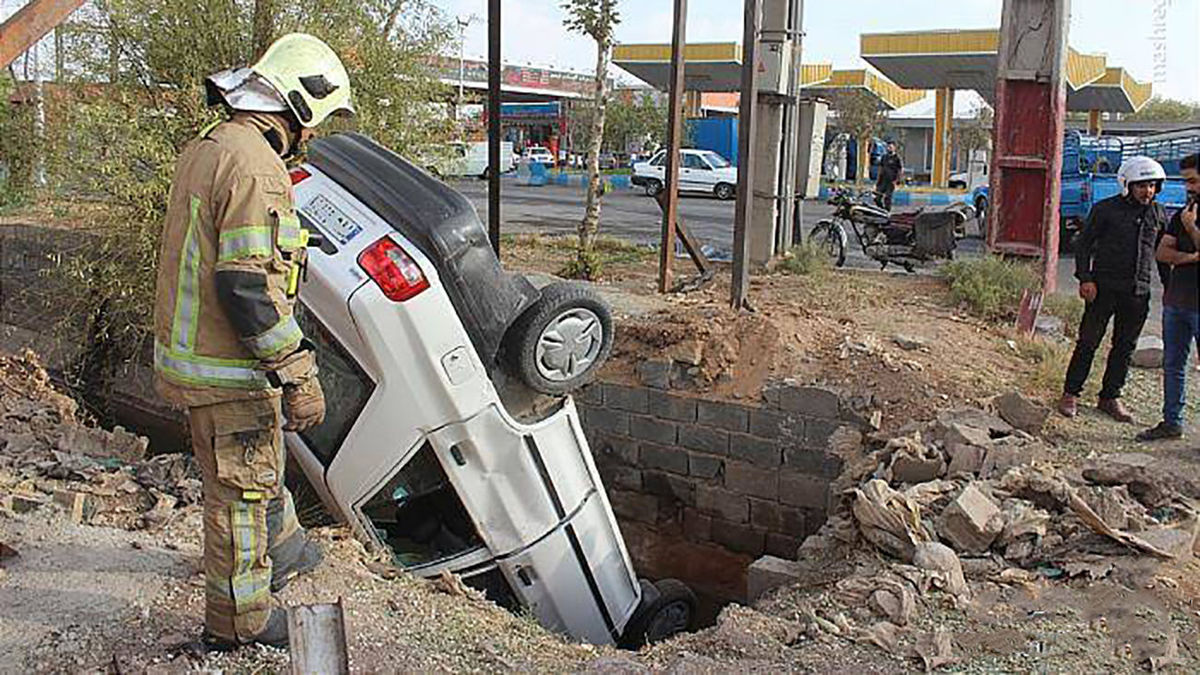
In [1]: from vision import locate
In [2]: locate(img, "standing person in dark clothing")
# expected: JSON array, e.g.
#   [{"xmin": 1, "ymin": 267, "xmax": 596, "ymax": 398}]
[
  {"xmin": 1138, "ymin": 153, "xmax": 1200, "ymax": 441},
  {"xmin": 875, "ymin": 141, "xmax": 903, "ymax": 210},
  {"xmin": 1059, "ymin": 156, "xmax": 1168, "ymax": 422}
]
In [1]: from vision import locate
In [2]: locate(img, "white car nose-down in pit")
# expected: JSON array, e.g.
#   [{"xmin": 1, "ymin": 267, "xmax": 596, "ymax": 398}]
[{"xmin": 282, "ymin": 133, "xmax": 696, "ymax": 647}]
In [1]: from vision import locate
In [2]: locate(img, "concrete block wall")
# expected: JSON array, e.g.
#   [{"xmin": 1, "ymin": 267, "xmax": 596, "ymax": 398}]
[{"xmin": 578, "ymin": 381, "xmax": 861, "ymax": 561}]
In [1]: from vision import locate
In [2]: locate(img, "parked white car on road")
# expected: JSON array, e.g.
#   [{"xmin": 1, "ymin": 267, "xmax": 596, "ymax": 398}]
[
  {"xmin": 523, "ymin": 146, "xmax": 556, "ymax": 166},
  {"xmin": 632, "ymin": 149, "xmax": 738, "ymax": 200}
]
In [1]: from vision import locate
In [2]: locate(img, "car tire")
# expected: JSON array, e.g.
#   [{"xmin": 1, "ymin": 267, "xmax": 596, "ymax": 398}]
[
  {"xmin": 644, "ymin": 179, "xmax": 664, "ymax": 198},
  {"xmin": 504, "ymin": 282, "xmax": 613, "ymax": 395},
  {"xmin": 714, "ymin": 182, "xmax": 735, "ymax": 201},
  {"xmin": 621, "ymin": 579, "xmax": 697, "ymax": 649}
]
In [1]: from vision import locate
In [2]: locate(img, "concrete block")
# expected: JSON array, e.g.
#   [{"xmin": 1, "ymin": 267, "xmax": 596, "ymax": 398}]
[
  {"xmin": 783, "ymin": 447, "xmax": 842, "ymax": 478},
  {"xmin": 728, "ymin": 433, "xmax": 781, "ymax": 468},
  {"xmin": 630, "ymin": 415, "xmax": 678, "ymax": 445},
  {"xmin": 749, "ymin": 499, "xmax": 807, "ymax": 537},
  {"xmin": 596, "ymin": 434, "xmax": 638, "ymax": 465},
  {"xmin": 679, "ymin": 425, "xmax": 729, "ymax": 456},
  {"xmin": 610, "ymin": 490, "xmax": 659, "ymax": 524},
  {"xmin": 980, "ymin": 439, "xmax": 1046, "ymax": 479},
  {"xmin": 576, "ymin": 384, "xmax": 603, "ymax": 406},
  {"xmin": 946, "ymin": 443, "xmax": 987, "ymax": 476},
  {"xmin": 937, "ymin": 484, "xmax": 1004, "ymax": 555},
  {"xmin": 697, "ymin": 400, "xmax": 750, "ymax": 433},
  {"xmin": 1132, "ymin": 335, "xmax": 1164, "ymax": 369},
  {"xmin": 696, "ymin": 484, "xmax": 749, "ymax": 523},
  {"xmin": 636, "ymin": 360, "xmax": 673, "ymax": 389},
  {"xmin": 648, "ymin": 391, "xmax": 698, "ymax": 422},
  {"xmin": 711, "ymin": 519, "xmax": 766, "ymax": 556},
  {"xmin": 749, "ymin": 409, "xmax": 793, "ymax": 438},
  {"xmin": 688, "ymin": 452, "xmax": 723, "ymax": 479},
  {"xmin": 764, "ymin": 532, "xmax": 805, "ymax": 560},
  {"xmin": 993, "ymin": 392, "xmax": 1050, "ymax": 434},
  {"xmin": 640, "ymin": 443, "xmax": 688, "ymax": 476},
  {"xmin": 747, "ymin": 555, "xmax": 803, "ymax": 602},
  {"xmin": 587, "ymin": 409, "xmax": 630, "ymax": 437},
  {"xmin": 942, "ymin": 422, "xmax": 993, "ymax": 448},
  {"xmin": 605, "ymin": 384, "xmax": 649, "ymax": 413},
  {"xmin": 643, "ymin": 471, "xmax": 695, "ymax": 505},
  {"xmin": 724, "ymin": 462, "xmax": 780, "ymax": 501},
  {"xmin": 803, "ymin": 418, "xmax": 840, "ymax": 448},
  {"xmin": 682, "ymin": 508, "xmax": 713, "ymax": 542},
  {"xmin": 779, "ymin": 472, "xmax": 830, "ymax": 511},
  {"xmin": 889, "ymin": 451, "xmax": 945, "ymax": 484},
  {"xmin": 779, "ymin": 386, "xmax": 840, "ymax": 419},
  {"xmin": 600, "ymin": 465, "xmax": 642, "ymax": 491}
]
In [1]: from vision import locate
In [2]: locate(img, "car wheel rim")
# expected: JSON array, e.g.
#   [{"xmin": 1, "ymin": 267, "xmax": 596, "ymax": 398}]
[
  {"xmin": 646, "ymin": 601, "xmax": 691, "ymax": 642},
  {"xmin": 535, "ymin": 308, "xmax": 604, "ymax": 382}
]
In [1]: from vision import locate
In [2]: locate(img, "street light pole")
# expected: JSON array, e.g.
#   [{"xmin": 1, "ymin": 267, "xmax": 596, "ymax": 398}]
[{"xmin": 457, "ymin": 16, "xmax": 470, "ymax": 121}]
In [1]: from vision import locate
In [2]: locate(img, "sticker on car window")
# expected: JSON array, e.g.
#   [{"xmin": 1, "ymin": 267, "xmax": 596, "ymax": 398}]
[{"xmin": 302, "ymin": 194, "xmax": 363, "ymax": 246}]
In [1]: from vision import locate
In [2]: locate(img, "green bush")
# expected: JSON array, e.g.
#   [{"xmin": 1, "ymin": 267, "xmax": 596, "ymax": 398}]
[
  {"xmin": 777, "ymin": 242, "xmax": 832, "ymax": 277},
  {"xmin": 0, "ymin": 76, "xmax": 36, "ymax": 209},
  {"xmin": 940, "ymin": 255, "xmax": 1040, "ymax": 320}
]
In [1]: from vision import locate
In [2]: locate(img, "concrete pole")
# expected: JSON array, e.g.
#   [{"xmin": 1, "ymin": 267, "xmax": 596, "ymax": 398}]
[
  {"xmin": 1087, "ymin": 109, "xmax": 1102, "ymax": 136},
  {"xmin": 747, "ymin": 0, "xmax": 789, "ymax": 266},
  {"xmin": 731, "ymin": 0, "xmax": 762, "ymax": 309},
  {"xmin": 932, "ymin": 87, "xmax": 955, "ymax": 188},
  {"xmin": 775, "ymin": 0, "xmax": 804, "ymax": 252}
]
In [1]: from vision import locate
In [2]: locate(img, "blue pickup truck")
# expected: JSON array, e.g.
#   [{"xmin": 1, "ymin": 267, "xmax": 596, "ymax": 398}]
[{"xmin": 971, "ymin": 130, "xmax": 1193, "ymax": 250}]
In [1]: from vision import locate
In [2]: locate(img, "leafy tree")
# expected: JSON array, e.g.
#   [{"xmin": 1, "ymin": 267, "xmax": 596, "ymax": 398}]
[
  {"xmin": 561, "ymin": 0, "xmax": 619, "ymax": 280},
  {"xmin": 604, "ymin": 91, "xmax": 667, "ymax": 153},
  {"xmin": 828, "ymin": 90, "xmax": 887, "ymax": 184},
  {"xmin": 1126, "ymin": 96, "xmax": 1200, "ymax": 122},
  {"xmin": 30, "ymin": 0, "xmax": 455, "ymax": 403},
  {"xmin": 954, "ymin": 104, "xmax": 993, "ymax": 177}
]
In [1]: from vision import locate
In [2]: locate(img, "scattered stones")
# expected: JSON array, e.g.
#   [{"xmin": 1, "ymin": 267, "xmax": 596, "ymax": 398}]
[
  {"xmin": 747, "ymin": 555, "xmax": 803, "ymax": 602},
  {"xmin": 946, "ymin": 444, "xmax": 987, "ymax": 476},
  {"xmin": 892, "ymin": 334, "xmax": 927, "ymax": 351},
  {"xmin": 1131, "ymin": 335, "xmax": 1165, "ymax": 369},
  {"xmin": 992, "ymin": 392, "xmax": 1050, "ymax": 434},
  {"xmin": 1082, "ymin": 453, "xmax": 1200, "ymax": 507},
  {"xmin": 936, "ymin": 484, "xmax": 1004, "ymax": 555},
  {"xmin": 912, "ymin": 542, "xmax": 969, "ymax": 597}
]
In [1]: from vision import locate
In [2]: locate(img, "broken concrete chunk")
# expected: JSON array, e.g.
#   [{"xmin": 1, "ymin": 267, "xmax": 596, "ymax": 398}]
[
  {"xmin": 1131, "ymin": 335, "xmax": 1164, "ymax": 369},
  {"xmin": 912, "ymin": 542, "xmax": 969, "ymax": 597},
  {"xmin": 1081, "ymin": 452, "xmax": 1200, "ymax": 507},
  {"xmin": 934, "ymin": 408, "xmax": 1013, "ymax": 438},
  {"xmin": 888, "ymin": 446, "xmax": 946, "ymax": 484},
  {"xmin": 937, "ymin": 484, "xmax": 1004, "ymax": 555},
  {"xmin": 946, "ymin": 443, "xmax": 987, "ymax": 476},
  {"xmin": 869, "ymin": 581, "xmax": 914, "ymax": 626},
  {"xmin": 892, "ymin": 334, "xmax": 927, "ymax": 351},
  {"xmin": 746, "ymin": 555, "xmax": 803, "ymax": 602},
  {"xmin": 980, "ymin": 439, "xmax": 1046, "ymax": 479},
  {"xmin": 993, "ymin": 392, "xmax": 1050, "ymax": 434},
  {"xmin": 942, "ymin": 423, "xmax": 993, "ymax": 449}
]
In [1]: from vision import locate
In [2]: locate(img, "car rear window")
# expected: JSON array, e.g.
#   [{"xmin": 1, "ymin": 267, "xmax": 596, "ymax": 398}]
[{"xmin": 295, "ymin": 304, "xmax": 375, "ymax": 466}]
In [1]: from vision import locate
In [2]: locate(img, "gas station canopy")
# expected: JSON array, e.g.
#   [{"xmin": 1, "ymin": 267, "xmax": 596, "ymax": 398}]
[
  {"xmin": 803, "ymin": 69, "xmax": 926, "ymax": 110},
  {"xmin": 860, "ymin": 29, "xmax": 1151, "ymax": 113},
  {"xmin": 613, "ymin": 42, "xmax": 834, "ymax": 93}
]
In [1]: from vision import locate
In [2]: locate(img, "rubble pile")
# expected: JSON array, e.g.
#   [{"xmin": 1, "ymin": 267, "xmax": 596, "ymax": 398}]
[
  {"xmin": 0, "ymin": 350, "xmax": 199, "ymax": 531},
  {"xmin": 756, "ymin": 391, "xmax": 1200, "ymax": 670}
]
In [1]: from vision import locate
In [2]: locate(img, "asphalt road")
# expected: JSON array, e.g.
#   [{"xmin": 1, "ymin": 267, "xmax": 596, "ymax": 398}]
[{"xmin": 451, "ymin": 178, "xmax": 1159, "ymax": 333}]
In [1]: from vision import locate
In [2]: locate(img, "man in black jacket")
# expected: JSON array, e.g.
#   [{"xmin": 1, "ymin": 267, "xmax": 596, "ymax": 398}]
[
  {"xmin": 875, "ymin": 141, "xmax": 903, "ymax": 210},
  {"xmin": 1059, "ymin": 156, "xmax": 1168, "ymax": 421}
]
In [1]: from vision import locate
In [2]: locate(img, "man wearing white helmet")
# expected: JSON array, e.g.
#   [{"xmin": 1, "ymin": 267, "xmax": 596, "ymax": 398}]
[
  {"xmin": 1138, "ymin": 153, "xmax": 1200, "ymax": 441},
  {"xmin": 1060, "ymin": 156, "xmax": 1168, "ymax": 422},
  {"xmin": 152, "ymin": 34, "xmax": 354, "ymax": 649}
]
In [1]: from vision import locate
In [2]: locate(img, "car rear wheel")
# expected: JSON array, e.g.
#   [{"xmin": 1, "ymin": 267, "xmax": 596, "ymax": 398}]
[
  {"xmin": 504, "ymin": 282, "xmax": 613, "ymax": 395},
  {"xmin": 620, "ymin": 578, "xmax": 697, "ymax": 648},
  {"xmin": 714, "ymin": 182, "xmax": 735, "ymax": 201},
  {"xmin": 644, "ymin": 179, "xmax": 663, "ymax": 197}
]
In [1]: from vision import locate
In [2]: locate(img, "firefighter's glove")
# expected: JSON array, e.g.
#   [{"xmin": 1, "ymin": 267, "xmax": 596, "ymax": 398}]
[{"xmin": 266, "ymin": 348, "xmax": 326, "ymax": 432}]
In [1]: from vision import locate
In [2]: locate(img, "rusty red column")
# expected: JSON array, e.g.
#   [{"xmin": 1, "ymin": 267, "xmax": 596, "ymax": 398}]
[{"xmin": 988, "ymin": 0, "xmax": 1071, "ymax": 294}]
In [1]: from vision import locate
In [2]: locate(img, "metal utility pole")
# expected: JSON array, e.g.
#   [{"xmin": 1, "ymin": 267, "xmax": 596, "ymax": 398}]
[
  {"xmin": 990, "ymin": 0, "xmax": 1070, "ymax": 294},
  {"xmin": 731, "ymin": 0, "xmax": 763, "ymax": 310},
  {"xmin": 657, "ymin": 0, "xmax": 688, "ymax": 294},
  {"xmin": 487, "ymin": 0, "xmax": 501, "ymax": 255},
  {"xmin": 457, "ymin": 16, "xmax": 470, "ymax": 121}
]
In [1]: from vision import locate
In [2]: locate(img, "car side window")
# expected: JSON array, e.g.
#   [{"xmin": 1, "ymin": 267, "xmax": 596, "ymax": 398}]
[
  {"xmin": 683, "ymin": 154, "xmax": 707, "ymax": 170},
  {"xmin": 650, "ymin": 151, "xmax": 666, "ymax": 167},
  {"xmin": 294, "ymin": 304, "xmax": 375, "ymax": 466}
]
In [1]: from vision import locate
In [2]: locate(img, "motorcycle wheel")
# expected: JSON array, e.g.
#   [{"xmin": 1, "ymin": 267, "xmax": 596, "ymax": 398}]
[{"xmin": 808, "ymin": 220, "xmax": 847, "ymax": 268}]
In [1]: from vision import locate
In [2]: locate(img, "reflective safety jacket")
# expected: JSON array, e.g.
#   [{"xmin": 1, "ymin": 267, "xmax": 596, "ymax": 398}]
[{"xmin": 153, "ymin": 115, "xmax": 307, "ymax": 407}]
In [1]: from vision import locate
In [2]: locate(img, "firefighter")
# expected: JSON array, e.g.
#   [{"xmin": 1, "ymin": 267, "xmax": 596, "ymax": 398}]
[
  {"xmin": 152, "ymin": 34, "xmax": 353, "ymax": 649},
  {"xmin": 1059, "ymin": 156, "xmax": 1167, "ymax": 422}
]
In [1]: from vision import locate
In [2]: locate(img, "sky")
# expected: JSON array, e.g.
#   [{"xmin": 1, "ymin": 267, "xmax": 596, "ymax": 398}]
[{"xmin": 433, "ymin": 0, "xmax": 1200, "ymax": 105}]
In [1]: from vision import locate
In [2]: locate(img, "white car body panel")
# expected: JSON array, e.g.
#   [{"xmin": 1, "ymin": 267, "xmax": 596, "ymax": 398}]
[{"xmin": 633, "ymin": 149, "xmax": 737, "ymax": 195}]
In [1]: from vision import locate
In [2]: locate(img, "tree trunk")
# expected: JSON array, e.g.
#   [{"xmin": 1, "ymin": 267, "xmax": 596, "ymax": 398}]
[
  {"xmin": 577, "ymin": 36, "xmax": 611, "ymax": 277},
  {"xmin": 252, "ymin": 0, "xmax": 276, "ymax": 59}
]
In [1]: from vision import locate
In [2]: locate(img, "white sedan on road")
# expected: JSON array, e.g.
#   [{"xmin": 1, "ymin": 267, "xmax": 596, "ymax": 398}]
[{"xmin": 632, "ymin": 149, "xmax": 738, "ymax": 200}]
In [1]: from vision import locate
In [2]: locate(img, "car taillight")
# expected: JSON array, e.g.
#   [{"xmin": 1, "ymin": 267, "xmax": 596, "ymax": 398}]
[
  {"xmin": 289, "ymin": 167, "xmax": 311, "ymax": 185},
  {"xmin": 357, "ymin": 237, "xmax": 430, "ymax": 302}
]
